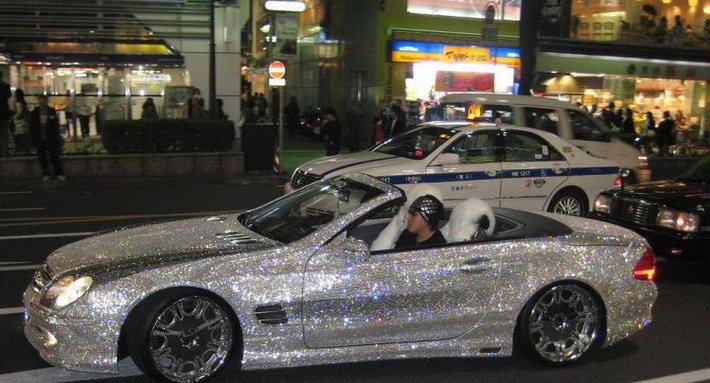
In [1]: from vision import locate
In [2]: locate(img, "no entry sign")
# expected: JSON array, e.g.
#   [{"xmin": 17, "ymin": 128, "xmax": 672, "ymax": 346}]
[{"xmin": 269, "ymin": 61, "xmax": 286, "ymax": 79}]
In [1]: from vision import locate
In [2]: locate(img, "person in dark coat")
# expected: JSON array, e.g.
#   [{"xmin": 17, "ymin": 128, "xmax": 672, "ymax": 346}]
[
  {"xmin": 141, "ymin": 97, "xmax": 159, "ymax": 119},
  {"xmin": 656, "ymin": 111, "xmax": 675, "ymax": 156},
  {"xmin": 284, "ymin": 96, "xmax": 300, "ymax": 135},
  {"xmin": 0, "ymin": 70, "xmax": 11, "ymax": 157},
  {"xmin": 621, "ymin": 108, "xmax": 635, "ymax": 134},
  {"xmin": 30, "ymin": 94, "xmax": 65, "ymax": 180},
  {"xmin": 390, "ymin": 104, "xmax": 407, "ymax": 137},
  {"xmin": 345, "ymin": 101, "xmax": 362, "ymax": 152},
  {"xmin": 601, "ymin": 102, "xmax": 616, "ymax": 129},
  {"xmin": 322, "ymin": 108, "xmax": 342, "ymax": 156}
]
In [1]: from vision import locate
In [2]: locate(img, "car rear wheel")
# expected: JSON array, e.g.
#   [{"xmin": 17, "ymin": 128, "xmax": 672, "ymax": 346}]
[
  {"xmin": 127, "ymin": 289, "xmax": 241, "ymax": 382},
  {"xmin": 518, "ymin": 283, "xmax": 602, "ymax": 366},
  {"xmin": 548, "ymin": 190, "xmax": 587, "ymax": 217}
]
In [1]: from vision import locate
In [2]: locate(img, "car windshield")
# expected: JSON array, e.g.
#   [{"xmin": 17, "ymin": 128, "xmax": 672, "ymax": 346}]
[
  {"xmin": 239, "ymin": 177, "xmax": 385, "ymax": 243},
  {"xmin": 372, "ymin": 126, "xmax": 460, "ymax": 159},
  {"xmin": 677, "ymin": 154, "xmax": 710, "ymax": 181}
]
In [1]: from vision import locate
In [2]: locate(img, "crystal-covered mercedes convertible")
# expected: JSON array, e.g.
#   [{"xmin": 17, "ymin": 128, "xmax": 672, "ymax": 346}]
[{"xmin": 24, "ymin": 173, "xmax": 657, "ymax": 382}]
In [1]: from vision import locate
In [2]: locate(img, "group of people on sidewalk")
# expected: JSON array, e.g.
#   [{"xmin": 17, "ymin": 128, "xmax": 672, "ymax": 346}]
[{"xmin": 1, "ymin": 71, "xmax": 65, "ymax": 180}]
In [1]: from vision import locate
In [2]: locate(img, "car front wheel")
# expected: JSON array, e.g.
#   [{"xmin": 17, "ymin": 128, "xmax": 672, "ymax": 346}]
[
  {"xmin": 518, "ymin": 283, "xmax": 603, "ymax": 366},
  {"xmin": 127, "ymin": 289, "xmax": 241, "ymax": 382}
]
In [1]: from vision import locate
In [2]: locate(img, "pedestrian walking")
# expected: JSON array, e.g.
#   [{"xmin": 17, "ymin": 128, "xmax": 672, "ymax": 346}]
[
  {"xmin": 656, "ymin": 111, "xmax": 675, "ymax": 156},
  {"xmin": 0, "ymin": 70, "xmax": 12, "ymax": 157},
  {"xmin": 141, "ymin": 97, "xmax": 159, "ymax": 119},
  {"xmin": 322, "ymin": 108, "xmax": 342, "ymax": 156},
  {"xmin": 77, "ymin": 95, "xmax": 95, "ymax": 138},
  {"xmin": 257, "ymin": 93, "xmax": 268, "ymax": 119},
  {"xmin": 621, "ymin": 108, "xmax": 635, "ymax": 134},
  {"xmin": 345, "ymin": 101, "xmax": 362, "ymax": 152},
  {"xmin": 12, "ymin": 89, "xmax": 31, "ymax": 153},
  {"xmin": 30, "ymin": 94, "xmax": 65, "ymax": 181},
  {"xmin": 372, "ymin": 107, "xmax": 386, "ymax": 145},
  {"xmin": 284, "ymin": 96, "xmax": 300, "ymax": 135},
  {"xmin": 390, "ymin": 104, "xmax": 407, "ymax": 137},
  {"xmin": 601, "ymin": 102, "xmax": 616, "ymax": 129}
]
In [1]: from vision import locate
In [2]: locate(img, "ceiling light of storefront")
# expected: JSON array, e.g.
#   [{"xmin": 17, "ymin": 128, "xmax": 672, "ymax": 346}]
[{"xmin": 264, "ymin": 1, "xmax": 306, "ymax": 12}]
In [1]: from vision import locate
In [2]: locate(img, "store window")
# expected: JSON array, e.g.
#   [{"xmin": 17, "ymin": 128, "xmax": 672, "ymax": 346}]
[
  {"xmin": 444, "ymin": 131, "xmax": 500, "ymax": 164},
  {"xmin": 524, "ymin": 108, "xmax": 559, "ymax": 134},
  {"xmin": 502, "ymin": 131, "xmax": 564, "ymax": 162},
  {"xmin": 567, "ymin": 109, "xmax": 609, "ymax": 142},
  {"xmin": 407, "ymin": 0, "xmax": 521, "ymax": 21}
]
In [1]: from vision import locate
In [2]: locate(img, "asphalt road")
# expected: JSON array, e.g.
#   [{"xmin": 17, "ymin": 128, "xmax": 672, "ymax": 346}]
[{"xmin": 1, "ymin": 179, "xmax": 709, "ymax": 383}]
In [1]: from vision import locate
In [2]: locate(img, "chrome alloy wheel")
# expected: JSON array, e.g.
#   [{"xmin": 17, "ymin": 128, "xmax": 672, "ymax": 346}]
[
  {"xmin": 552, "ymin": 196, "xmax": 582, "ymax": 216},
  {"xmin": 149, "ymin": 296, "xmax": 233, "ymax": 382},
  {"xmin": 527, "ymin": 285, "xmax": 599, "ymax": 363}
]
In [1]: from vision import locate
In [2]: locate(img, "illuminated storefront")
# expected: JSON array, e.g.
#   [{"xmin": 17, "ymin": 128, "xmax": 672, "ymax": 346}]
[{"xmin": 390, "ymin": 40, "xmax": 521, "ymax": 101}]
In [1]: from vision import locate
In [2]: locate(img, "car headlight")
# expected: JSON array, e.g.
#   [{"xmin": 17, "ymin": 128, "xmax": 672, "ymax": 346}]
[
  {"xmin": 45, "ymin": 275, "xmax": 93, "ymax": 308},
  {"xmin": 593, "ymin": 194, "xmax": 612, "ymax": 214},
  {"xmin": 656, "ymin": 207, "xmax": 699, "ymax": 233}
]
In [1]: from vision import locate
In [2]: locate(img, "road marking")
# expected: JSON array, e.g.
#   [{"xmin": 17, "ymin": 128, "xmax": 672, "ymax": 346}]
[
  {"xmin": 0, "ymin": 207, "xmax": 45, "ymax": 212},
  {"xmin": 0, "ymin": 307, "xmax": 23, "ymax": 315},
  {"xmin": 635, "ymin": 368, "xmax": 710, "ymax": 383},
  {"xmin": 0, "ymin": 210, "xmax": 241, "ymax": 228},
  {"xmin": 0, "ymin": 264, "xmax": 41, "ymax": 271},
  {"xmin": 0, "ymin": 357, "xmax": 143, "ymax": 382},
  {"xmin": 0, "ymin": 232, "xmax": 96, "ymax": 241},
  {"xmin": 0, "ymin": 191, "xmax": 33, "ymax": 195}
]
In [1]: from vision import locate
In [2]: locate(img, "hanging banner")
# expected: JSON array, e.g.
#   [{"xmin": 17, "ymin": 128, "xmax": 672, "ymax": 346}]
[
  {"xmin": 391, "ymin": 40, "xmax": 520, "ymax": 67},
  {"xmin": 274, "ymin": 13, "xmax": 298, "ymax": 60},
  {"xmin": 435, "ymin": 71, "xmax": 495, "ymax": 92}
]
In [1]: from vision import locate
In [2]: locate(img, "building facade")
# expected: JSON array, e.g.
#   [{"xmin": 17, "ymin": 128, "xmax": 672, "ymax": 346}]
[
  {"xmin": 529, "ymin": 0, "xmax": 709, "ymax": 137},
  {"xmin": 248, "ymin": 0, "xmax": 521, "ymax": 144}
]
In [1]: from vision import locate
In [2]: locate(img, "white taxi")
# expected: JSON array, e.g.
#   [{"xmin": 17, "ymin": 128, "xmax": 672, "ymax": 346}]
[{"xmin": 286, "ymin": 122, "xmax": 620, "ymax": 216}]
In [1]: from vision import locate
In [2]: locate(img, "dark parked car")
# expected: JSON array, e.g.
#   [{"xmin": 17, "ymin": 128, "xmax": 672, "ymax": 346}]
[{"xmin": 590, "ymin": 153, "xmax": 709, "ymax": 262}]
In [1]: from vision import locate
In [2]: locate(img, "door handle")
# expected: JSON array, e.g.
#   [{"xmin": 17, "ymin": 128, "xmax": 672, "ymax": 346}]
[
  {"xmin": 459, "ymin": 258, "xmax": 491, "ymax": 274},
  {"xmin": 485, "ymin": 170, "xmax": 499, "ymax": 177}
]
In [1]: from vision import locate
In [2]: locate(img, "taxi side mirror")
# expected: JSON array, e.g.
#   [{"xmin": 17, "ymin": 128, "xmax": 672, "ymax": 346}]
[{"xmin": 431, "ymin": 153, "xmax": 460, "ymax": 166}]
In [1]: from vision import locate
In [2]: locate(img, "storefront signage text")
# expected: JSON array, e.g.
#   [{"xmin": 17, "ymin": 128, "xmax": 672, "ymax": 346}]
[{"xmin": 391, "ymin": 40, "xmax": 520, "ymax": 67}]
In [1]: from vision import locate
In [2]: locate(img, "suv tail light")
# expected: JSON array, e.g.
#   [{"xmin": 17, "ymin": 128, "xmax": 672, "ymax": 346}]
[{"xmin": 633, "ymin": 247, "xmax": 656, "ymax": 282}]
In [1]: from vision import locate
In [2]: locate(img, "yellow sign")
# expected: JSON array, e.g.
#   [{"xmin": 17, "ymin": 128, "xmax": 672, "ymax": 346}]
[{"xmin": 442, "ymin": 46, "xmax": 490, "ymax": 63}]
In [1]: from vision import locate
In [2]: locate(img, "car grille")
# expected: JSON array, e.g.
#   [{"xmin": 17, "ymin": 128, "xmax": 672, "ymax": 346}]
[
  {"xmin": 290, "ymin": 170, "xmax": 322, "ymax": 189},
  {"xmin": 608, "ymin": 197, "xmax": 659, "ymax": 226},
  {"xmin": 32, "ymin": 263, "xmax": 54, "ymax": 292}
]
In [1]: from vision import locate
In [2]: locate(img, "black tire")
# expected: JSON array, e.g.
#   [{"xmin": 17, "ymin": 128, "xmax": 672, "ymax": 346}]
[
  {"xmin": 126, "ymin": 288, "xmax": 242, "ymax": 383},
  {"xmin": 548, "ymin": 190, "xmax": 588, "ymax": 217},
  {"xmin": 517, "ymin": 283, "xmax": 603, "ymax": 367}
]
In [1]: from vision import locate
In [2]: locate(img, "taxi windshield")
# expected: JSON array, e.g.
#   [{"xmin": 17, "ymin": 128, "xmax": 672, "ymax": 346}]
[
  {"xmin": 239, "ymin": 177, "xmax": 384, "ymax": 243},
  {"xmin": 372, "ymin": 126, "xmax": 460, "ymax": 160}
]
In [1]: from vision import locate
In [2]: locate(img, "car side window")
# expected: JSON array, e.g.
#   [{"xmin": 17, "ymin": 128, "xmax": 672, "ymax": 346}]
[
  {"xmin": 524, "ymin": 108, "xmax": 559, "ymax": 134},
  {"xmin": 444, "ymin": 131, "xmax": 499, "ymax": 164},
  {"xmin": 480, "ymin": 105, "xmax": 514, "ymax": 124},
  {"xmin": 502, "ymin": 131, "xmax": 564, "ymax": 162},
  {"xmin": 568, "ymin": 110, "xmax": 609, "ymax": 142}
]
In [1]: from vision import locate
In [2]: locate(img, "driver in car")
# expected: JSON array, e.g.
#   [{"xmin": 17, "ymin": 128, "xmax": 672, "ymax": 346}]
[{"xmin": 395, "ymin": 195, "xmax": 446, "ymax": 249}]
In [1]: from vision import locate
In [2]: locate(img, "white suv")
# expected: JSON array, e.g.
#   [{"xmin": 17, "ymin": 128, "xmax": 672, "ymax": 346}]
[{"xmin": 435, "ymin": 93, "xmax": 639, "ymax": 170}]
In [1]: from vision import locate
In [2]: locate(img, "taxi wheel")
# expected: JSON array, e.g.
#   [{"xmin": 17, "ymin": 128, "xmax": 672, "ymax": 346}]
[
  {"xmin": 126, "ymin": 288, "xmax": 242, "ymax": 383},
  {"xmin": 548, "ymin": 190, "xmax": 587, "ymax": 217}
]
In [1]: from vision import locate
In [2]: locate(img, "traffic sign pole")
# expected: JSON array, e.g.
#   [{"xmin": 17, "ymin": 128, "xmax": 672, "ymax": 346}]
[{"xmin": 269, "ymin": 60, "xmax": 286, "ymax": 174}]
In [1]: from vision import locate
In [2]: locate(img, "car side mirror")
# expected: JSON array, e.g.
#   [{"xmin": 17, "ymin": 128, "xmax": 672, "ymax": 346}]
[
  {"xmin": 337, "ymin": 237, "xmax": 370, "ymax": 263},
  {"xmin": 431, "ymin": 153, "xmax": 460, "ymax": 166}
]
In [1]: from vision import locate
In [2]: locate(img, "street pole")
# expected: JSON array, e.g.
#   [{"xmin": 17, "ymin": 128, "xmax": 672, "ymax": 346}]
[
  {"xmin": 278, "ymin": 86, "xmax": 284, "ymax": 174},
  {"xmin": 209, "ymin": 0, "xmax": 217, "ymax": 114}
]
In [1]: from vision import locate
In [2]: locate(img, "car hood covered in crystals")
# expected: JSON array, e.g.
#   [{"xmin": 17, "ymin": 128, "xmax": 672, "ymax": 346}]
[
  {"xmin": 297, "ymin": 151, "xmax": 409, "ymax": 177},
  {"xmin": 45, "ymin": 215, "xmax": 279, "ymax": 276}
]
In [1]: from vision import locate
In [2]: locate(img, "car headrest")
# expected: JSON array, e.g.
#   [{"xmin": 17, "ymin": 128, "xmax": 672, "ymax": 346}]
[{"xmin": 441, "ymin": 198, "xmax": 495, "ymax": 243}]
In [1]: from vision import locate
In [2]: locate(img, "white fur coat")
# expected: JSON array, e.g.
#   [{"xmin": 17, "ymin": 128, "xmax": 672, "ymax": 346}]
[{"xmin": 441, "ymin": 197, "xmax": 495, "ymax": 242}]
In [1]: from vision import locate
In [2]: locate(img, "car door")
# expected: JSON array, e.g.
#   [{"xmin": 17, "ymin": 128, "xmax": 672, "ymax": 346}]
[
  {"xmin": 426, "ymin": 130, "xmax": 503, "ymax": 206},
  {"xmin": 301, "ymin": 239, "xmax": 501, "ymax": 348},
  {"xmin": 499, "ymin": 130, "xmax": 570, "ymax": 211}
]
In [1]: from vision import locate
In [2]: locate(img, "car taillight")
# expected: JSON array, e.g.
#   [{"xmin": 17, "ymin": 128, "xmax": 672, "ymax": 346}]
[
  {"xmin": 613, "ymin": 176, "xmax": 623, "ymax": 187},
  {"xmin": 633, "ymin": 247, "xmax": 656, "ymax": 282}
]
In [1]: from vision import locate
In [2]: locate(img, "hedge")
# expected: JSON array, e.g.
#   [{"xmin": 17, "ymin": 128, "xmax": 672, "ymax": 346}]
[{"xmin": 101, "ymin": 119, "xmax": 235, "ymax": 154}]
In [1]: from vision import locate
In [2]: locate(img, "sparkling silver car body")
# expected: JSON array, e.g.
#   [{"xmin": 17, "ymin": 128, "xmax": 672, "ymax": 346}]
[{"xmin": 24, "ymin": 173, "xmax": 656, "ymax": 376}]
